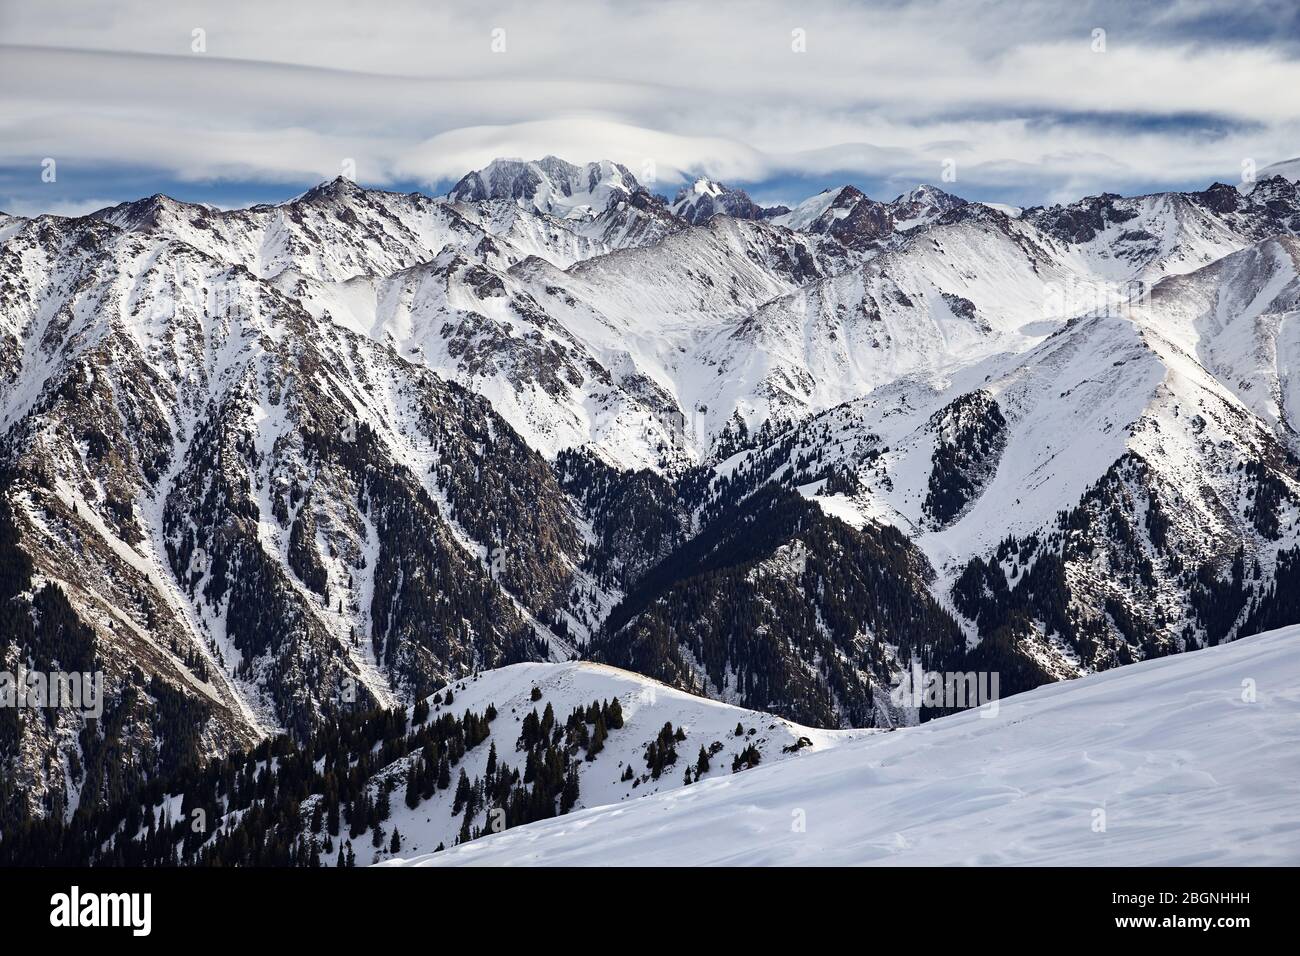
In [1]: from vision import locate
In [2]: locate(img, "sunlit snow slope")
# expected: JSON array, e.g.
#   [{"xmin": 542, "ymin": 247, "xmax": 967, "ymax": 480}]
[
  {"xmin": 343, "ymin": 661, "xmax": 862, "ymax": 863},
  {"xmin": 388, "ymin": 625, "xmax": 1300, "ymax": 866}
]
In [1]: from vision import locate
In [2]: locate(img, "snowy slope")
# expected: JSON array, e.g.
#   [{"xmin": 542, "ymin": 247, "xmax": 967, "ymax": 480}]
[
  {"xmin": 1025, "ymin": 182, "xmax": 1300, "ymax": 285},
  {"xmin": 685, "ymin": 205, "xmax": 1071, "ymax": 437},
  {"xmin": 782, "ymin": 305, "xmax": 1183, "ymax": 566},
  {"xmin": 388, "ymin": 624, "xmax": 1300, "ymax": 866},
  {"xmin": 1140, "ymin": 233, "xmax": 1300, "ymax": 438},
  {"xmin": 332, "ymin": 660, "xmax": 862, "ymax": 864}
]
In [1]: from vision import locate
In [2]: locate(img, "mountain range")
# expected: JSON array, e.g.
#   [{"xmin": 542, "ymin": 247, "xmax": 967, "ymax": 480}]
[{"xmin": 2, "ymin": 153, "xmax": 1300, "ymax": 858}]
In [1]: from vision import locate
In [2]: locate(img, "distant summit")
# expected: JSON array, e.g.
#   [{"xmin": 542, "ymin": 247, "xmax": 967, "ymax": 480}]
[
  {"xmin": 669, "ymin": 178, "xmax": 788, "ymax": 224},
  {"xmin": 447, "ymin": 156, "xmax": 645, "ymax": 218}
]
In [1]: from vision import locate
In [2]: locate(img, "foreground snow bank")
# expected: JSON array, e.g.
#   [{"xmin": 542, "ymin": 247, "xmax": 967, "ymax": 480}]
[{"xmin": 387, "ymin": 626, "xmax": 1300, "ymax": 866}]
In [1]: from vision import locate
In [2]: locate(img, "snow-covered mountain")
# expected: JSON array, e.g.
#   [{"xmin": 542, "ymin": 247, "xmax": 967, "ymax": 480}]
[
  {"xmin": 887, "ymin": 183, "xmax": 969, "ymax": 229},
  {"xmin": 393, "ymin": 624, "xmax": 1300, "ymax": 866},
  {"xmin": 769, "ymin": 183, "xmax": 966, "ymax": 249},
  {"xmin": 669, "ymin": 178, "xmax": 788, "ymax": 225},
  {"xmin": 771, "ymin": 184, "xmax": 893, "ymax": 249},
  {"xmin": 4, "ymin": 156, "xmax": 1300, "ymax": 845},
  {"xmin": 650, "ymin": 229, "xmax": 1300, "ymax": 695},
  {"xmin": 447, "ymin": 156, "xmax": 645, "ymax": 219},
  {"xmin": 0, "ymin": 654, "xmax": 867, "ymax": 865}
]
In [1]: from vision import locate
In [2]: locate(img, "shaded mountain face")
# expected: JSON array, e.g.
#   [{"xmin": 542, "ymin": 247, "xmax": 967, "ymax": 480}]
[
  {"xmin": 4, "ymin": 158, "xmax": 1300, "ymax": 833},
  {"xmin": 588, "ymin": 484, "xmax": 969, "ymax": 728},
  {"xmin": 0, "ymin": 206, "xmax": 605, "ymax": 825},
  {"xmin": 888, "ymin": 184, "xmax": 969, "ymax": 228},
  {"xmin": 772, "ymin": 185, "xmax": 894, "ymax": 249},
  {"xmin": 669, "ymin": 179, "xmax": 788, "ymax": 225}
]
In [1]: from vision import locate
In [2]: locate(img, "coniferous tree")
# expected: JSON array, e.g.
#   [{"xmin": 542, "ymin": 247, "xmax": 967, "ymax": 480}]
[
  {"xmin": 586, "ymin": 717, "xmax": 606, "ymax": 760},
  {"xmin": 606, "ymin": 698, "xmax": 624, "ymax": 729},
  {"xmin": 453, "ymin": 769, "xmax": 471, "ymax": 815},
  {"xmin": 560, "ymin": 769, "xmax": 580, "ymax": 814},
  {"xmin": 405, "ymin": 762, "xmax": 421, "ymax": 810},
  {"xmin": 731, "ymin": 743, "xmax": 761, "ymax": 773}
]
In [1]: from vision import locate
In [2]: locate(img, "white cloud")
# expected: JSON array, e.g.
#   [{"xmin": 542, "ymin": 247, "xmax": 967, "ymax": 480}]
[
  {"xmin": 0, "ymin": 195, "xmax": 125, "ymax": 218},
  {"xmin": 395, "ymin": 118, "xmax": 770, "ymax": 187},
  {"xmin": 1, "ymin": 0, "xmax": 1297, "ymax": 207}
]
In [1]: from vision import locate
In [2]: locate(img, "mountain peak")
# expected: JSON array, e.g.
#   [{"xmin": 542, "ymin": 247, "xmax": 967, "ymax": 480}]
[
  {"xmin": 297, "ymin": 176, "xmax": 366, "ymax": 203},
  {"xmin": 887, "ymin": 183, "xmax": 967, "ymax": 228},
  {"xmin": 770, "ymin": 184, "xmax": 876, "ymax": 233},
  {"xmin": 91, "ymin": 191, "xmax": 209, "ymax": 230},
  {"xmin": 447, "ymin": 156, "xmax": 644, "ymax": 218},
  {"xmin": 669, "ymin": 178, "xmax": 787, "ymax": 224}
]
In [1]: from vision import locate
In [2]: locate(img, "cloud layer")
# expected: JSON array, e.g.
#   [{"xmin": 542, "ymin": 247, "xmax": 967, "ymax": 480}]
[{"xmin": 2, "ymin": 0, "xmax": 1299, "ymax": 212}]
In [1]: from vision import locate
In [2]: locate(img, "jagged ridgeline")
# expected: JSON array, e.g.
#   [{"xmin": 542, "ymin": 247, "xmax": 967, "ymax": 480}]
[{"xmin": 5, "ymin": 156, "xmax": 1300, "ymax": 843}]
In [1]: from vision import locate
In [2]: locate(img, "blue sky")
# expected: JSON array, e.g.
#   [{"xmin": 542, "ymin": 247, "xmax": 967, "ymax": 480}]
[{"xmin": 2, "ymin": 0, "xmax": 1298, "ymax": 217}]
